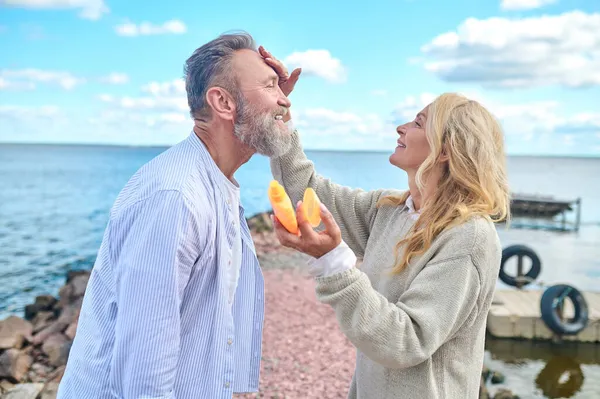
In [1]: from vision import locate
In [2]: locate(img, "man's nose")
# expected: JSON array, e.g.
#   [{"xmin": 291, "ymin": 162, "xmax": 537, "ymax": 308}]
[
  {"xmin": 396, "ymin": 124, "xmax": 406, "ymax": 135},
  {"xmin": 278, "ymin": 93, "xmax": 291, "ymax": 109},
  {"xmin": 276, "ymin": 85, "xmax": 292, "ymax": 108}
]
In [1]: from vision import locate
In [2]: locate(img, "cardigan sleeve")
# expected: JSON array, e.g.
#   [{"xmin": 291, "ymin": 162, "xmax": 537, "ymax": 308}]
[
  {"xmin": 270, "ymin": 128, "xmax": 391, "ymax": 257},
  {"xmin": 313, "ymin": 254, "xmax": 481, "ymax": 369}
]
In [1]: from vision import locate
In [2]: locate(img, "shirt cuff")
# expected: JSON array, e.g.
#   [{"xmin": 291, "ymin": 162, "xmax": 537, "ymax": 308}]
[{"xmin": 307, "ymin": 240, "xmax": 357, "ymax": 278}]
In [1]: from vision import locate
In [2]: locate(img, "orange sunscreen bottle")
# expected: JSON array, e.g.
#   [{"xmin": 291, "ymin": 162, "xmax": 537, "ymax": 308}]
[
  {"xmin": 302, "ymin": 187, "xmax": 322, "ymax": 227},
  {"xmin": 268, "ymin": 180, "xmax": 298, "ymax": 234}
]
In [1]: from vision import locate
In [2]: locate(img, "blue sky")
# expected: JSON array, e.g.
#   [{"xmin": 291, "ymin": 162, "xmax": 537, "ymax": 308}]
[{"xmin": 0, "ymin": 0, "xmax": 599, "ymax": 156}]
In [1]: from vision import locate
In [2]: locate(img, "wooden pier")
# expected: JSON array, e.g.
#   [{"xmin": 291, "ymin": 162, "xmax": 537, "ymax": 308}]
[
  {"xmin": 487, "ymin": 290, "xmax": 600, "ymax": 343},
  {"xmin": 507, "ymin": 194, "xmax": 582, "ymax": 232}
]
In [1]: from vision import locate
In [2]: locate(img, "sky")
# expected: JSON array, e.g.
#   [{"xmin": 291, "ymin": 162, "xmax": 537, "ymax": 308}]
[{"xmin": 0, "ymin": 0, "xmax": 599, "ymax": 156}]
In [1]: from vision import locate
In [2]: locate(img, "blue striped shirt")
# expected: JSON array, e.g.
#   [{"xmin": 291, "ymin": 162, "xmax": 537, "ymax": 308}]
[{"xmin": 57, "ymin": 132, "xmax": 265, "ymax": 398}]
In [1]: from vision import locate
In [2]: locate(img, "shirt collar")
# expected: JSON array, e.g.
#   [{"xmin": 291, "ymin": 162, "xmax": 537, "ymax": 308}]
[
  {"xmin": 405, "ymin": 195, "xmax": 421, "ymax": 220},
  {"xmin": 187, "ymin": 130, "xmax": 241, "ymax": 195}
]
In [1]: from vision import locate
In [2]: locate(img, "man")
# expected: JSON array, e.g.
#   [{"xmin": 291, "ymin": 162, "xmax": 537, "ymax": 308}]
[{"xmin": 57, "ymin": 32, "xmax": 301, "ymax": 398}]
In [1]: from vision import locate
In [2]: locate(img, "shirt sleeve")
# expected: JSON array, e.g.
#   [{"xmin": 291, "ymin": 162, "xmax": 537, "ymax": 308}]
[
  {"xmin": 306, "ymin": 240, "xmax": 357, "ymax": 277},
  {"xmin": 109, "ymin": 190, "xmax": 203, "ymax": 398}
]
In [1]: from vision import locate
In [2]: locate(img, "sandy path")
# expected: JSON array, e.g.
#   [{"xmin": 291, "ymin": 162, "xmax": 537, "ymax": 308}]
[{"xmin": 236, "ymin": 261, "xmax": 356, "ymax": 399}]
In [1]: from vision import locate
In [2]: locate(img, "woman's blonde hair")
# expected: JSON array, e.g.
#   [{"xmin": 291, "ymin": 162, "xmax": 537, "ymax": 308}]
[{"xmin": 378, "ymin": 92, "xmax": 511, "ymax": 274}]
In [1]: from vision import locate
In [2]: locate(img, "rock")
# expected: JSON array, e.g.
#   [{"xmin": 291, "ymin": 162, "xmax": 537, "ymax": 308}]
[
  {"xmin": 0, "ymin": 349, "xmax": 33, "ymax": 383},
  {"xmin": 45, "ymin": 366, "xmax": 65, "ymax": 384},
  {"xmin": 31, "ymin": 312, "xmax": 54, "ymax": 335},
  {"xmin": 56, "ymin": 277, "xmax": 86, "ymax": 312},
  {"xmin": 41, "ymin": 334, "xmax": 71, "ymax": 367},
  {"xmin": 490, "ymin": 371, "xmax": 505, "ymax": 384},
  {"xmin": 23, "ymin": 306, "xmax": 38, "ymax": 322},
  {"xmin": 39, "ymin": 382, "xmax": 59, "ymax": 399},
  {"xmin": 34, "ymin": 295, "xmax": 58, "ymax": 311},
  {"xmin": 30, "ymin": 322, "xmax": 66, "ymax": 347},
  {"xmin": 493, "ymin": 388, "xmax": 519, "ymax": 399},
  {"xmin": 27, "ymin": 363, "xmax": 52, "ymax": 383},
  {"xmin": 479, "ymin": 375, "xmax": 489, "ymax": 399},
  {"xmin": 1, "ymin": 383, "xmax": 44, "ymax": 399},
  {"xmin": 66, "ymin": 270, "xmax": 89, "ymax": 284},
  {"xmin": 57, "ymin": 284, "xmax": 73, "ymax": 308},
  {"xmin": 482, "ymin": 365, "xmax": 491, "ymax": 382},
  {"xmin": 0, "ymin": 317, "xmax": 33, "ymax": 350},
  {"xmin": 0, "ymin": 380, "xmax": 15, "ymax": 394},
  {"xmin": 24, "ymin": 296, "xmax": 58, "ymax": 321},
  {"xmin": 69, "ymin": 274, "xmax": 89, "ymax": 299},
  {"xmin": 64, "ymin": 321, "xmax": 77, "ymax": 340},
  {"xmin": 31, "ymin": 300, "xmax": 80, "ymax": 346},
  {"xmin": 247, "ymin": 212, "xmax": 273, "ymax": 233}
]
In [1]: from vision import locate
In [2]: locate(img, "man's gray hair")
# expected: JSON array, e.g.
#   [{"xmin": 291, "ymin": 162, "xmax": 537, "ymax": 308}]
[{"xmin": 184, "ymin": 31, "xmax": 256, "ymax": 119}]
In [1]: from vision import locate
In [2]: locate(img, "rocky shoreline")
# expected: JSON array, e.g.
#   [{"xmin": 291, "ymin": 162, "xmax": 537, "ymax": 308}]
[{"xmin": 1, "ymin": 212, "xmax": 520, "ymax": 398}]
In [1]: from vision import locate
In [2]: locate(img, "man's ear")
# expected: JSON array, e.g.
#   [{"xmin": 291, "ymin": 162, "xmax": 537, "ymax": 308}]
[{"xmin": 205, "ymin": 87, "xmax": 236, "ymax": 121}]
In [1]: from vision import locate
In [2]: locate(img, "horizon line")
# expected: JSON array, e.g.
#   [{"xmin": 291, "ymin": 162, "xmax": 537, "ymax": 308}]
[{"xmin": 1, "ymin": 140, "xmax": 599, "ymax": 159}]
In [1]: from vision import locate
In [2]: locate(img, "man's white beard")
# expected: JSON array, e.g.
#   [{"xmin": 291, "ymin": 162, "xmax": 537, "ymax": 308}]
[{"xmin": 233, "ymin": 97, "xmax": 292, "ymax": 158}]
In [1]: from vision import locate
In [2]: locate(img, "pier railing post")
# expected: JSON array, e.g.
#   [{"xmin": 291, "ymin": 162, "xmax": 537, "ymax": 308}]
[
  {"xmin": 552, "ymin": 300, "xmax": 565, "ymax": 344},
  {"xmin": 516, "ymin": 254, "xmax": 524, "ymax": 289},
  {"xmin": 575, "ymin": 198, "xmax": 581, "ymax": 233}
]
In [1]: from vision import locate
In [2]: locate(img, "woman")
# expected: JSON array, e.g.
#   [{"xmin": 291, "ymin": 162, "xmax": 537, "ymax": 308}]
[{"xmin": 267, "ymin": 71, "xmax": 510, "ymax": 397}]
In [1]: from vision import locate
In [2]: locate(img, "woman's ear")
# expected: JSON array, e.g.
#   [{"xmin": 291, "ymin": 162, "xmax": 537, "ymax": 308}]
[
  {"xmin": 205, "ymin": 87, "xmax": 235, "ymax": 121},
  {"xmin": 438, "ymin": 143, "xmax": 450, "ymax": 163}
]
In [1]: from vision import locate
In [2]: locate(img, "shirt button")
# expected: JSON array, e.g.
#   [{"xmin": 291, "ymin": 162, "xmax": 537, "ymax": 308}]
[
  {"xmin": 228, "ymin": 338, "xmax": 233, "ymax": 345},
  {"xmin": 224, "ymin": 381, "xmax": 230, "ymax": 388}
]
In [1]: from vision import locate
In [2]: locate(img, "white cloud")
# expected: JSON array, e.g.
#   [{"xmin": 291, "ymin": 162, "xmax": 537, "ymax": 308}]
[
  {"xmin": 291, "ymin": 108, "xmax": 396, "ymax": 151},
  {"xmin": 501, "ymin": 0, "xmax": 556, "ymax": 10},
  {"xmin": 141, "ymin": 79, "xmax": 185, "ymax": 97},
  {"xmin": 295, "ymin": 92, "xmax": 600, "ymax": 154},
  {"xmin": 0, "ymin": 0, "xmax": 109, "ymax": 20},
  {"xmin": 0, "ymin": 76, "xmax": 35, "ymax": 90},
  {"xmin": 99, "ymin": 73, "xmax": 129, "ymax": 85},
  {"xmin": 3, "ymin": 86, "xmax": 599, "ymax": 155},
  {"xmin": 420, "ymin": 11, "xmax": 600, "ymax": 88},
  {"xmin": 99, "ymin": 79, "xmax": 188, "ymax": 113},
  {"xmin": 0, "ymin": 69, "xmax": 130, "ymax": 90},
  {"xmin": 0, "ymin": 104, "xmax": 60, "ymax": 118},
  {"xmin": 0, "ymin": 105, "xmax": 70, "ymax": 144},
  {"xmin": 99, "ymin": 95, "xmax": 187, "ymax": 113},
  {"xmin": 392, "ymin": 93, "xmax": 437, "ymax": 121},
  {"xmin": 553, "ymin": 112, "xmax": 600, "ymax": 136},
  {"xmin": 0, "ymin": 68, "xmax": 84, "ymax": 90},
  {"xmin": 87, "ymin": 109, "xmax": 189, "ymax": 130},
  {"xmin": 284, "ymin": 50, "xmax": 347, "ymax": 83},
  {"xmin": 0, "ymin": 105, "xmax": 191, "ymax": 146},
  {"xmin": 390, "ymin": 91, "xmax": 568, "ymax": 138},
  {"xmin": 115, "ymin": 19, "xmax": 187, "ymax": 37}
]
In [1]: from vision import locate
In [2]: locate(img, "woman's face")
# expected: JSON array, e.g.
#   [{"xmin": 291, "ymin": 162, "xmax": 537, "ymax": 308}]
[{"xmin": 389, "ymin": 105, "xmax": 432, "ymax": 174}]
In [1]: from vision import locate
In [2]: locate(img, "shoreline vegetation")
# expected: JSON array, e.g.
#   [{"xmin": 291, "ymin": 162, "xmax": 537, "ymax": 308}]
[{"xmin": 0, "ymin": 211, "xmax": 517, "ymax": 399}]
